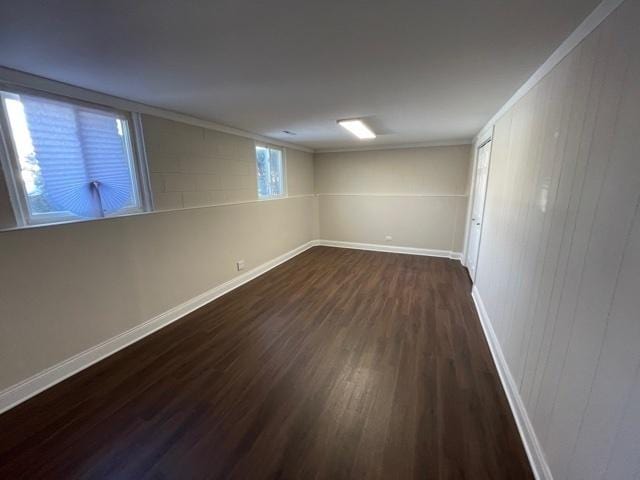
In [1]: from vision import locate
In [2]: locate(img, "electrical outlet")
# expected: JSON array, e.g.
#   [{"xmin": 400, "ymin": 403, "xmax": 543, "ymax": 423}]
[
  {"xmin": 236, "ymin": 260, "xmax": 245, "ymax": 271},
  {"xmin": 385, "ymin": 235, "xmax": 393, "ymax": 241}
]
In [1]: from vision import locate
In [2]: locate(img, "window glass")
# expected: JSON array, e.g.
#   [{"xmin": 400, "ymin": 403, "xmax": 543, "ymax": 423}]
[
  {"xmin": 1, "ymin": 91, "xmax": 142, "ymax": 224},
  {"xmin": 256, "ymin": 146, "xmax": 284, "ymax": 198}
]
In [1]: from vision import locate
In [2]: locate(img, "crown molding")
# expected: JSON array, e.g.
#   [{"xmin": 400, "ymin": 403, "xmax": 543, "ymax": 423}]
[
  {"xmin": 3, "ymin": 0, "xmax": 623, "ymax": 157},
  {"xmin": 314, "ymin": 138, "xmax": 471, "ymax": 154},
  {"xmin": 473, "ymin": 0, "xmax": 625, "ymax": 144},
  {"xmin": 0, "ymin": 66, "xmax": 313, "ymax": 153}
]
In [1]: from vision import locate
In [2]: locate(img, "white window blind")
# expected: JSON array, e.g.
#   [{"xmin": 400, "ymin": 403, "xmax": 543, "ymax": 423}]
[{"xmin": 1, "ymin": 90, "xmax": 143, "ymax": 224}]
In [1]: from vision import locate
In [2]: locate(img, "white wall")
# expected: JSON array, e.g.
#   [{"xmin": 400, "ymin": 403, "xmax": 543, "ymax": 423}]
[
  {"xmin": 0, "ymin": 117, "xmax": 316, "ymax": 392},
  {"xmin": 473, "ymin": 0, "xmax": 640, "ymax": 478},
  {"xmin": 314, "ymin": 145, "xmax": 471, "ymax": 253}
]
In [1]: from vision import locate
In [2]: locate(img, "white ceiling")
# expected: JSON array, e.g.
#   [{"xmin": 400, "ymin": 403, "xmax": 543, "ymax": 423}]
[{"xmin": 0, "ymin": 0, "xmax": 600, "ymax": 150}]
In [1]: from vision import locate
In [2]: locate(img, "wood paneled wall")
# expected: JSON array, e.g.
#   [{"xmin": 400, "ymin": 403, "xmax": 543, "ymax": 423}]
[{"xmin": 474, "ymin": 0, "xmax": 640, "ymax": 478}]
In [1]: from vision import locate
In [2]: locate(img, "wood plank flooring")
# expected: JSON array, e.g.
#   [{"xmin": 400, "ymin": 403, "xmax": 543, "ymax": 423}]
[{"xmin": 0, "ymin": 246, "xmax": 532, "ymax": 479}]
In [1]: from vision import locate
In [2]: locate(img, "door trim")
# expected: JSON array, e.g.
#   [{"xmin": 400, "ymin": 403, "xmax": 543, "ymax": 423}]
[{"xmin": 463, "ymin": 126, "xmax": 493, "ymax": 278}]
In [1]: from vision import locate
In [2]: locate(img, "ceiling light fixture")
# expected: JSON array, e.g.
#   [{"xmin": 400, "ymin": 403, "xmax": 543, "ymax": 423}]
[{"xmin": 337, "ymin": 119, "xmax": 376, "ymax": 139}]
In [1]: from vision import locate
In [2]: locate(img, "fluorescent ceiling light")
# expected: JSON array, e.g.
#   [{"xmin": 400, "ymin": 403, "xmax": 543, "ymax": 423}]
[{"xmin": 337, "ymin": 119, "xmax": 376, "ymax": 139}]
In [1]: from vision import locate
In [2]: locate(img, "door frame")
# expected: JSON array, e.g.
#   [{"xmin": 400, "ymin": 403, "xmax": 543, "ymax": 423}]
[{"xmin": 462, "ymin": 125, "xmax": 494, "ymax": 280}]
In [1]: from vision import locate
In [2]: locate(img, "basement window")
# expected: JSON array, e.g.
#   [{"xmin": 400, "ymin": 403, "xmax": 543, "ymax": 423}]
[
  {"xmin": 0, "ymin": 89, "xmax": 149, "ymax": 227},
  {"xmin": 255, "ymin": 145, "xmax": 285, "ymax": 199}
]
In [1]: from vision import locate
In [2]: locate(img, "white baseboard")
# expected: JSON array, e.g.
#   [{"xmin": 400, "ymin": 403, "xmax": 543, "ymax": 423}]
[
  {"xmin": 471, "ymin": 285, "xmax": 553, "ymax": 480},
  {"xmin": 0, "ymin": 241, "xmax": 316, "ymax": 415},
  {"xmin": 0, "ymin": 239, "xmax": 462, "ymax": 415},
  {"xmin": 316, "ymin": 239, "xmax": 462, "ymax": 260}
]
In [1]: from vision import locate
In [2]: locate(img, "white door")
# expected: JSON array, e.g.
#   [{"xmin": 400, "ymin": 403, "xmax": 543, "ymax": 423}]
[{"xmin": 466, "ymin": 139, "xmax": 492, "ymax": 281}]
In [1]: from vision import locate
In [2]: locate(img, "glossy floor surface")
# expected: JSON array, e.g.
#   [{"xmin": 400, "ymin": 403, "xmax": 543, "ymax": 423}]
[{"xmin": 0, "ymin": 247, "xmax": 532, "ymax": 479}]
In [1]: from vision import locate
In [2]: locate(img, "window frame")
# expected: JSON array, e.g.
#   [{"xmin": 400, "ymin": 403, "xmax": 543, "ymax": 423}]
[
  {"xmin": 0, "ymin": 85, "xmax": 152, "ymax": 227},
  {"xmin": 254, "ymin": 143, "xmax": 287, "ymax": 200}
]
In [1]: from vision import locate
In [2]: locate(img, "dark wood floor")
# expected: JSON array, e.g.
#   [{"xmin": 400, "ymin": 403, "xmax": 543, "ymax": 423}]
[{"xmin": 0, "ymin": 246, "xmax": 532, "ymax": 479}]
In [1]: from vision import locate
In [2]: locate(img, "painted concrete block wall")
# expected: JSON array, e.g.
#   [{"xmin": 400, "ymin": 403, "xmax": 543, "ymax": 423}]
[
  {"xmin": 315, "ymin": 145, "xmax": 470, "ymax": 195},
  {"xmin": 143, "ymin": 115, "xmax": 314, "ymax": 209},
  {"xmin": 286, "ymin": 148, "xmax": 315, "ymax": 197},
  {"xmin": 314, "ymin": 145, "xmax": 471, "ymax": 253},
  {"xmin": 0, "ymin": 170, "xmax": 14, "ymax": 229},
  {"xmin": 0, "ymin": 119, "xmax": 316, "ymax": 393},
  {"xmin": 474, "ymin": 1, "xmax": 640, "ymax": 478}
]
